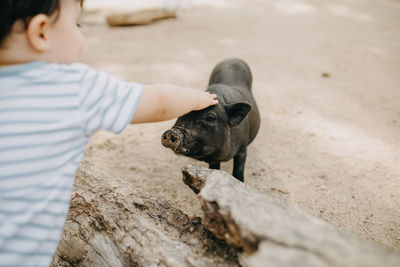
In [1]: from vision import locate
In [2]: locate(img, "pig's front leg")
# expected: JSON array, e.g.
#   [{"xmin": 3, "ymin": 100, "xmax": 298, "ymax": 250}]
[
  {"xmin": 209, "ymin": 162, "xmax": 220, "ymax": 170},
  {"xmin": 233, "ymin": 148, "xmax": 247, "ymax": 182}
]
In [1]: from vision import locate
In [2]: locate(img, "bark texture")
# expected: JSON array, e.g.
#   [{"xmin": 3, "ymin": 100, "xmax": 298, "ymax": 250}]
[
  {"xmin": 52, "ymin": 159, "xmax": 238, "ymax": 267},
  {"xmin": 182, "ymin": 164, "xmax": 400, "ymax": 267},
  {"xmin": 53, "ymin": 159, "xmax": 400, "ymax": 267}
]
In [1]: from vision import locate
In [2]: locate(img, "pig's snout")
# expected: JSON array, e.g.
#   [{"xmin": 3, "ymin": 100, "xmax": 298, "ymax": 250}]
[{"xmin": 161, "ymin": 129, "xmax": 184, "ymax": 151}]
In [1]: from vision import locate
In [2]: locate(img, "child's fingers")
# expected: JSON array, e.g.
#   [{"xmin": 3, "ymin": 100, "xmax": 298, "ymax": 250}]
[
  {"xmin": 208, "ymin": 93, "xmax": 218, "ymax": 105},
  {"xmin": 195, "ymin": 92, "xmax": 218, "ymax": 110}
]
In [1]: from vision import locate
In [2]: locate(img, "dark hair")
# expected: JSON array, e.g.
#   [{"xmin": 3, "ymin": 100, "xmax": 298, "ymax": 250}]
[{"xmin": 0, "ymin": 0, "xmax": 83, "ymax": 45}]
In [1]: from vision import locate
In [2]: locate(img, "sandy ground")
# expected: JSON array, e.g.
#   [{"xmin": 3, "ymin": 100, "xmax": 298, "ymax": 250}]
[{"xmin": 80, "ymin": 0, "xmax": 400, "ymax": 251}]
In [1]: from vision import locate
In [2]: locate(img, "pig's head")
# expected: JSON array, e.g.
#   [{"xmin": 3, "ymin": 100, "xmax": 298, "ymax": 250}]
[{"xmin": 161, "ymin": 84, "xmax": 252, "ymax": 162}]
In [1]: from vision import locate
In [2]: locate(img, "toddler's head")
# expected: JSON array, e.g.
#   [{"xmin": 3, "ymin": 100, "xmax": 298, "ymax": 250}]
[{"xmin": 0, "ymin": 0, "xmax": 85, "ymax": 66}]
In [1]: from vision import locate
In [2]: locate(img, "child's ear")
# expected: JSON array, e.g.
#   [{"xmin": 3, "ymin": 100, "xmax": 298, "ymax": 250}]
[{"xmin": 26, "ymin": 14, "xmax": 51, "ymax": 52}]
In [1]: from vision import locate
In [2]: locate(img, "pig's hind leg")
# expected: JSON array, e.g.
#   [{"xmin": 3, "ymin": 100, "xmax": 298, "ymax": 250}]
[
  {"xmin": 233, "ymin": 148, "xmax": 247, "ymax": 182},
  {"xmin": 209, "ymin": 162, "xmax": 220, "ymax": 170}
]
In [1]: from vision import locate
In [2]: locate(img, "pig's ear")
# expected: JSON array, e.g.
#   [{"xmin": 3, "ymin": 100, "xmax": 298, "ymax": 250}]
[{"xmin": 226, "ymin": 102, "xmax": 252, "ymax": 126}]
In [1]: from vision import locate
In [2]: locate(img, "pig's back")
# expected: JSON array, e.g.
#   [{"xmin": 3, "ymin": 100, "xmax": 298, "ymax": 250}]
[{"xmin": 208, "ymin": 58, "xmax": 252, "ymax": 91}]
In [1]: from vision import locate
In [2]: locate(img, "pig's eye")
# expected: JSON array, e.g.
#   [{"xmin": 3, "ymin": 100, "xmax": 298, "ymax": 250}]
[{"xmin": 205, "ymin": 114, "xmax": 216, "ymax": 123}]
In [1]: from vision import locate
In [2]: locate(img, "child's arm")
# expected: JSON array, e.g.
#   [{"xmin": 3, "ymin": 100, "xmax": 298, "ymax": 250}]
[{"xmin": 131, "ymin": 83, "xmax": 218, "ymax": 123}]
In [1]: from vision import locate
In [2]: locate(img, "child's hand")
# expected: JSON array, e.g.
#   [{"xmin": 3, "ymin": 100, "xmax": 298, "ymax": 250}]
[{"xmin": 194, "ymin": 92, "xmax": 219, "ymax": 111}]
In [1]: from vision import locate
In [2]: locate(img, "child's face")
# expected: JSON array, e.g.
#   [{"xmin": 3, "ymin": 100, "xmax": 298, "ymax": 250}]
[{"xmin": 46, "ymin": 0, "xmax": 84, "ymax": 64}]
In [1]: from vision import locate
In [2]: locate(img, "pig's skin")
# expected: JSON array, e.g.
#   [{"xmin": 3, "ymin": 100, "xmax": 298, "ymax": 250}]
[{"xmin": 162, "ymin": 58, "xmax": 260, "ymax": 182}]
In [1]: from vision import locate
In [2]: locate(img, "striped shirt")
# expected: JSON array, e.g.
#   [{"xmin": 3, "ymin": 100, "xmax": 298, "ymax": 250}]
[{"xmin": 0, "ymin": 61, "xmax": 143, "ymax": 266}]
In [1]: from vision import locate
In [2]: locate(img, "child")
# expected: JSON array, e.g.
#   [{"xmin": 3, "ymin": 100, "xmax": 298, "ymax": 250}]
[{"xmin": 0, "ymin": 0, "xmax": 218, "ymax": 266}]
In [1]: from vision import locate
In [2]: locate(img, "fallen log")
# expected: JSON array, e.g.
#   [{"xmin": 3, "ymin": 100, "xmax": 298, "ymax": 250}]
[
  {"xmin": 106, "ymin": 9, "xmax": 177, "ymax": 27},
  {"xmin": 182, "ymin": 164, "xmax": 400, "ymax": 267},
  {"xmin": 52, "ymin": 159, "xmax": 239, "ymax": 267}
]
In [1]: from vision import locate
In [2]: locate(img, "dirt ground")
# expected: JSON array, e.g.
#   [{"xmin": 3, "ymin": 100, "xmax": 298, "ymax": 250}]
[{"xmin": 81, "ymin": 0, "xmax": 400, "ymax": 251}]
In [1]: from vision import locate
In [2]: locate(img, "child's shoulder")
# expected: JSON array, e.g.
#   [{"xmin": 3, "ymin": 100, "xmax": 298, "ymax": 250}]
[
  {"xmin": 0, "ymin": 61, "xmax": 120, "ymax": 94},
  {"xmin": 46, "ymin": 61, "xmax": 88, "ymax": 69},
  {"xmin": 0, "ymin": 61, "xmax": 91, "ymax": 76},
  {"xmin": 44, "ymin": 62, "xmax": 92, "ymax": 74},
  {"xmin": 0, "ymin": 61, "xmax": 99, "ymax": 86}
]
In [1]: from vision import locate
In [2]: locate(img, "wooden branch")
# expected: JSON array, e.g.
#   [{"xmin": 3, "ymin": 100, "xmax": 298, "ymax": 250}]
[
  {"xmin": 182, "ymin": 164, "xmax": 400, "ymax": 267},
  {"xmin": 52, "ymin": 159, "xmax": 238, "ymax": 267},
  {"xmin": 107, "ymin": 9, "xmax": 177, "ymax": 27}
]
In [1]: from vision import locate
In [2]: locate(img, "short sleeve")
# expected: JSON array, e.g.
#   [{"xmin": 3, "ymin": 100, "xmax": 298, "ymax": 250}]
[{"xmin": 77, "ymin": 65, "xmax": 143, "ymax": 136}]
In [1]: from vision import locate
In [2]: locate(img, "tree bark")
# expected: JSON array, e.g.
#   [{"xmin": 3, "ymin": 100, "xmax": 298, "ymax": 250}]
[
  {"xmin": 53, "ymin": 160, "xmax": 400, "ymax": 267},
  {"xmin": 182, "ymin": 164, "xmax": 400, "ymax": 267},
  {"xmin": 106, "ymin": 9, "xmax": 176, "ymax": 27},
  {"xmin": 52, "ymin": 159, "xmax": 238, "ymax": 267}
]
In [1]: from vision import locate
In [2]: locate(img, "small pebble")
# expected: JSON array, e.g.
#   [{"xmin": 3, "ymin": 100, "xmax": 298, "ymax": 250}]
[{"xmin": 321, "ymin": 72, "xmax": 331, "ymax": 78}]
